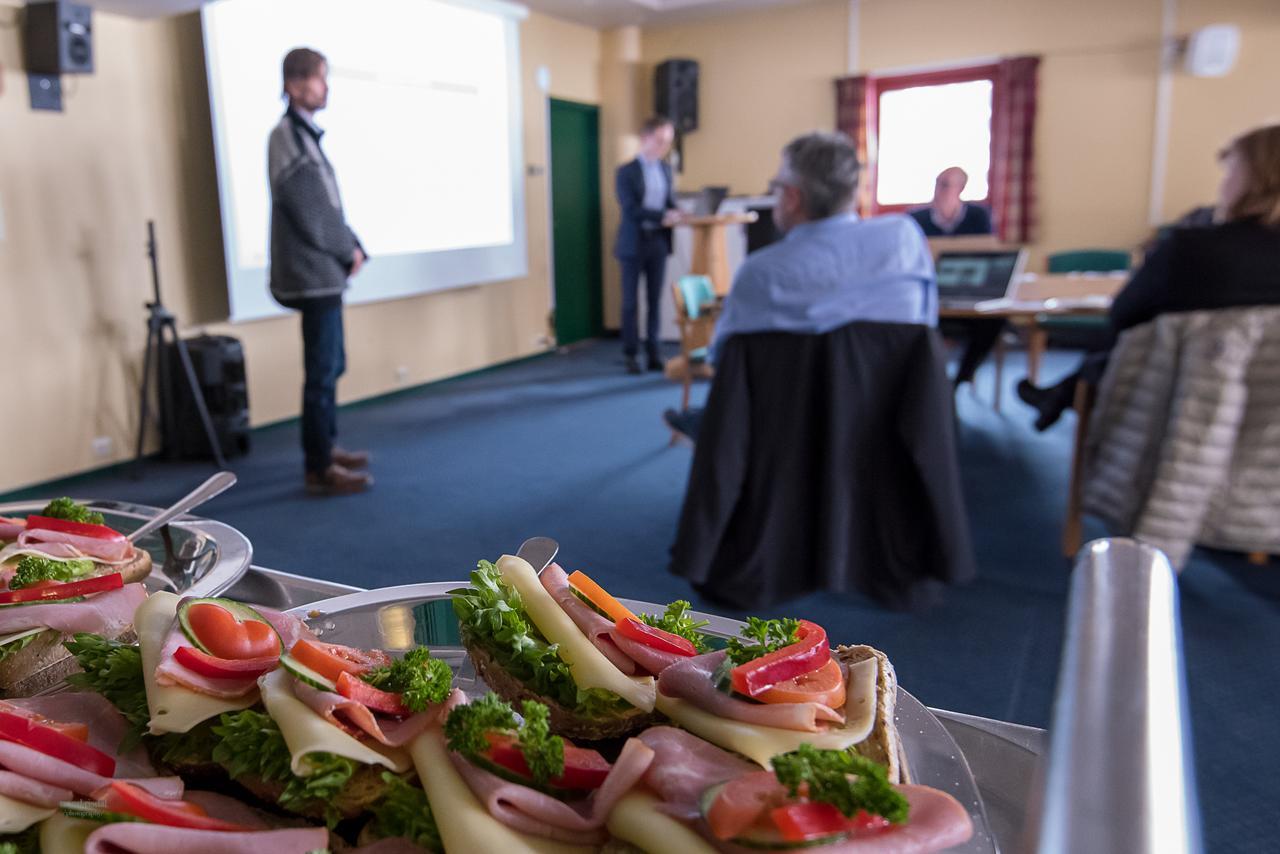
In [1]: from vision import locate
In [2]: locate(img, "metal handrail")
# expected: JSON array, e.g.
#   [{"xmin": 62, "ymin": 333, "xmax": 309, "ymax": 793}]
[{"xmin": 1024, "ymin": 538, "xmax": 1203, "ymax": 854}]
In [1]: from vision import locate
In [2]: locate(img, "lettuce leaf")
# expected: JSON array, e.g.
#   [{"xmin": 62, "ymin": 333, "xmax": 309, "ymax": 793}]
[
  {"xmin": 64, "ymin": 633, "xmax": 149, "ymax": 751},
  {"xmin": 368, "ymin": 772, "xmax": 442, "ymax": 852}
]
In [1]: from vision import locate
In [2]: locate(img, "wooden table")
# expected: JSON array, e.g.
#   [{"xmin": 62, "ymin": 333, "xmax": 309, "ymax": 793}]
[
  {"xmin": 682, "ymin": 212, "xmax": 758, "ymax": 297},
  {"xmin": 940, "ymin": 272, "xmax": 1128, "ymax": 409}
]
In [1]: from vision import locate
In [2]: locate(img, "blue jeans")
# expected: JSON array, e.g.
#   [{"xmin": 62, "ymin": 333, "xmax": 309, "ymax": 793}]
[
  {"xmin": 619, "ymin": 233, "xmax": 668, "ymax": 359},
  {"xmin": 299, "ymin": 298, "xmax": 345, "ymax": 475}
]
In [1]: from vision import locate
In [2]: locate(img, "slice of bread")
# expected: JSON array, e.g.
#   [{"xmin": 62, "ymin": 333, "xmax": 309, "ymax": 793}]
[
  {"xmin": 834, "ymin": 644, "xmax": 907, "ymax": 784},
  {"xmin": 0, "ymin": 548, "xmax": 152, "ymax": 698},
  {"xmin": 463, "ymin": 630, "xmax": 661, "ymax": 741}
]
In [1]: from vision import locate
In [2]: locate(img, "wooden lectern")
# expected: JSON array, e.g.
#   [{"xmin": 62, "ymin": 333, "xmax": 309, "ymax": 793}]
[{"xmin": 682, "ymin": 212, "xmax": 758, "ymax": 296}]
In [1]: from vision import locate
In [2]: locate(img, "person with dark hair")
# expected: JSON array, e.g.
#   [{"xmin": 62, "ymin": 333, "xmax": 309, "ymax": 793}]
[
  {"xmin": 268, "ymin": 47, "xmax": 372, "ymax": 495},
  {"xmin": 614, "ymin": 116, "xmax": 683, "ymax": 374},
  {"xmin": 664, "ymin": 132, "xmax": 935, "ymax": 439},
  {"xmin": 1017, "ymin": 123, "xmax": 1280, "ymax": 430}
]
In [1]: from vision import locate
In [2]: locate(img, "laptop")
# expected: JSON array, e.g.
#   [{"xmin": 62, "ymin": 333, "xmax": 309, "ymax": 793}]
[
  {"xmin": 691, "ymin": 186, "xmax": 729, "ymax": 216},
  {"xmin": 934, "ymin": 248, "xmax": 1029, "ymax": 309}
]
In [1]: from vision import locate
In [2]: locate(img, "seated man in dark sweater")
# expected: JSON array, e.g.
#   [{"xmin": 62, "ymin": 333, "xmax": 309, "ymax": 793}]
[
  {"xmin": 1018, "ymin": 123, "xmax": 1280, "ymax": 430},
  {"xmin": 911, "ymin": 167, "xmax": 1002, "ymax": 387}
]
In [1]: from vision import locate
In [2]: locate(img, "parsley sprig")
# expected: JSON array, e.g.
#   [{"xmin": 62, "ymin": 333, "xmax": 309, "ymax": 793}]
[
  {"xmin": 725, "ymin": 617, "xmax": 801, "ymax": 666},
  {"xmin": 40, "ymin": 497, "xmax": 105, "ymax": 526},
  {"xmin": 363, "ymin": 647, "xmax": 453, "ymax": 710},
  {"xmin": 641, "ymin": 600, "xmax": 711, "ymax": 653},
  {"xmin": 444, "ymin": 692, "xmax": 565, "ymax": 785},
  {"xmin": 771, "ymin": 745, "xmax": 909, "ymax": 824}
]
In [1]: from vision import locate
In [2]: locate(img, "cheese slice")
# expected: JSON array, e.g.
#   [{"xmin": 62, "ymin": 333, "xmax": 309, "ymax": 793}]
[
  {"xmin": 0, "ymin": 792, "xmax": 54, "ymax": 833},
  {"xmin": 496, "ymin": 555, "xmax": 656, "ymax": 712},
  {"xmin": 38, "ymin": 813, "xmax": 96, "ymax": 854},
  {"xmin": 139, "ymin": 591, "xmax": 256, "ymax": 734},
  {"xmin": 654, "ymin": 656, "xmax": 879, "ymax": 767},
  {"xmin": 606, "ymin": 791, "xmax": 717, "ymax": 854},
  {"xmin": 259, "ymin": 668, "xmax": 411, "ymax": 775},
  {"xmin": 410, "ymin": 728, "xmax": 593, "ymax": 854}
]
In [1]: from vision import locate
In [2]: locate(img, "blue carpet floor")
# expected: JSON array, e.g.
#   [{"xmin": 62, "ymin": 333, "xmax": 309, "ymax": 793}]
[{"xmin": 6, "ymin": 339, "xmax": 1275, "ymax": 853}]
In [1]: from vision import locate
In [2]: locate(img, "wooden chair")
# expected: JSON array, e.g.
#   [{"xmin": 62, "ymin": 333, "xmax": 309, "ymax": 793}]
[
  {"xmin": 670, "ymin": 275, "xmax": 717, "ymax": 411},
  {"xmin": 1061, "ymin": 378, "xmax": 1096, "ymax": 558}
]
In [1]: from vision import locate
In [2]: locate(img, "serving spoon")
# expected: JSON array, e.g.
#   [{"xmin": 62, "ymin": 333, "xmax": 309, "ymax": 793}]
[
  {"xmin": 516, "ymin": 536, "xmax": 559, "ymax": 575},
  {"xmin": 126, "ymin": 470, "xmax": 237, "ymax": 543}
]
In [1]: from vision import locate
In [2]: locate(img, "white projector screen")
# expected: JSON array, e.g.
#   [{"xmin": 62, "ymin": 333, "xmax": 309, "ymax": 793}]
[{"xmin": 202, "ymin": 0, "xmax": 528, "ymax": 321}]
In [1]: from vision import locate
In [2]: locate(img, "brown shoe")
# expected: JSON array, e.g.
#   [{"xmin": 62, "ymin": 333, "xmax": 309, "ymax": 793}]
[
  {"xmin": 331, "ymin": 447, "xmax": 370, "ymax": 469},
  {"xmin": 305, "ymin": 463, "xmax": 373, "ymax": 496}
]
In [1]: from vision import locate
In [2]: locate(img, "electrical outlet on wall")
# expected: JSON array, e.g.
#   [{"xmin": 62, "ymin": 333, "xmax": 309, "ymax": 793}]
[
  {"xmin": 394, "ymin": 365, "xmax": 409, "ymax": 383},
  {"xmin": 91, "ymin": 436, "xmax": 113, "ymax": 458}
]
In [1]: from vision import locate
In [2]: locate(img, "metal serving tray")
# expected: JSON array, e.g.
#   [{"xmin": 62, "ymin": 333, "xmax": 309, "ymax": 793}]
[
  {"xmin": 291, "ymin": 582, "xmax": 998, "ymax": 853},
  {"xmin": 0, "ymin": 498, "xmax": 252, "ymax": 599}
]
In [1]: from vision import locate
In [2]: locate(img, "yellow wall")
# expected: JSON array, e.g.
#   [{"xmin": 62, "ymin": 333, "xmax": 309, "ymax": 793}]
[{"xmin": 0, "ymin": 6, "xmax": 601, "ymax": 493}]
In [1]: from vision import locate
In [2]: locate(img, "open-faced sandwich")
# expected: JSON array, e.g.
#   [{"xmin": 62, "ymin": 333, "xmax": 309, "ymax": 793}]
[
  {"xmin": 450, "ymin": 557, "xmax": 665, "ymax": 740},
  {"xmin": 607, "ymin": 727, "xmax": 974, "ymax": 853},
  {"xmin": 63, "ymin": 592, "xmax": 458, "ymax": 849},
  {"xmin": 0, "ymin": 499, "xmax": 152, "ymax": 698}
]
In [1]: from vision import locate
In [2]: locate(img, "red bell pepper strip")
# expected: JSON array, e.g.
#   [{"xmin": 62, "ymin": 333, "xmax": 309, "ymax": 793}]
[
  {"xmin": 0, "ymin": 710, "xmax": 115, "ymax": 777},
  {"xmin": 0, "ymin": 572, "xmax": 123, "ymax": 605},
  {"xmin": 95, "ymin": 781, "xmax": 253, "ymax": 832},
  {"xmin": 483, "ymin": 733, "xmax": 611, "ymax": 790},
  {"xmin": 173, "ymin": 646, "xmax": 278, "ymax": 680},
  {"xmin": 729, "ymin": 619, "xmax": 830, "ymax": 698},
  {"xmin": 336, "ymin": 671, "xmax": 410, "ymax": 716},
  {"xmin": 614, "ymin": 617, "xmax": 697, "ymax": 657},
  {"xmin": 23, "ymin": 516, "xmax": 124, "ymax": 541}
]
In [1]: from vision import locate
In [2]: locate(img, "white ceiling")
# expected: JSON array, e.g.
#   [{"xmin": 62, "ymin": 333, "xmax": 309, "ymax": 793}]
[{"xmin": 89, "ymin": 0, "xmax": 810, "ymax": 29}]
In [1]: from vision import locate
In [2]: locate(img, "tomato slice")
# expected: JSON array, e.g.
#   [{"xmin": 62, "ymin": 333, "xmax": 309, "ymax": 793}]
[
  {"xmin": 336, "ymin": 671, "xmax": 410, "ymax": 716},
  {"xmin": 23, "ymin": 516, "xmax": 124, "ymax": 541},
  {"xmin": 185, "ymin": 603, "xmax": 281, "ymax": 660},
  {"xmin": 290, "ymin": 639, "xmax": 390, "ymax": 684},
  {"xmin": 0, "ymin": 572, "xmax": 122, "ymax": 606},
  {"xmin": 483, "ymin": 733, "xmax": 611, "ymax": 790},
  {"xmin": 96, "ymin": 781, "xmax": 252, "ymax": 832},
  {"xmin": 173, "ymin": 645, "xmax": 278, "ymax": 680},
  {"xmin": 754, "ymin": 658, "xmax": 846, "ymax": 707},
  {"xmin": 614, "ymin": 617, "xmax": 697, "ymax": 656},
  {"xmin": 730, "ymin": 620, "xmax": 830, "ymax": 698},
  {"xmin": 770, "ymin": 801, "xmax": 849, "ymax": 842},
  {"xmin": 566, "ymin": 571, "xmax": 637, "ymax": 623},
  {"xmin": 0, "ymin": 711, "xmax": 115, "ymax": 777},
  {"xmin": 707, "ymin": 771, "xmax": 791, "ymax": 840}
]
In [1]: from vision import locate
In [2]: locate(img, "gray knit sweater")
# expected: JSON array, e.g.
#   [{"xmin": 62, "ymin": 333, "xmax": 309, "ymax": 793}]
[{"xmin": 267, "ymin": 109, "xmax": 362, "ymax": 304}]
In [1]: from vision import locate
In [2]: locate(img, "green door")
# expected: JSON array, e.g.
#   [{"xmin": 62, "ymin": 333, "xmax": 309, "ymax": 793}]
[{"xmin": 549, "ymin": 99, "xmax": 603, "ymax": 345}]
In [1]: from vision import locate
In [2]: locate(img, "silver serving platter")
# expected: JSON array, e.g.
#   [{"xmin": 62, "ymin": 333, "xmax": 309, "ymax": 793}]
[
  {"xmin": 0, "ymin": 498, "xmax": 252, "ymax": 599},
  {"xmin": 291, "ymin": 582, "xmax": 998, "ymax": 853}
]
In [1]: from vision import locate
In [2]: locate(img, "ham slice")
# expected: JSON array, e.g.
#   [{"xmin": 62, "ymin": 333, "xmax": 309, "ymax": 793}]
[
  {"xmin": 637, "ymin": 726, "xmax": 757, "ymax": 820},
  {"xmin": 0, "ymin": 517, "xmax": 25, "ymax": 541},
  {"xmin": 0, "ymin": 769, "xmax": 71, "ymax": 808},
  {"xmin": 17, "ymin": 528, "xmax": 133, "ymax": 563},
  {"xmin": 609, "ymin": 627, "xmax": 688, "ymax": 676},
  {"xmin": 0, "ymin": 741, "xmax": 183, "ymax": 799},
  {"xmin": 83, "ymin": 824, "xmax": 330, "ymax": 854},
  {"xmin": 451, "ymin": 736, "xmax": 655, "ymax": 845},
  {"xmin": 5, "ymin": 693, "xmax": 157, "ymax": 778},
  {"xmin": 153, "ymin": 599, "xmax": 306, "ymax": 699},
  {"xmin": 290, "ymin": 680, "xmax": 458, "ymax": 747},
  {"xmin": 539, "ymin": 563, "xmax": 638, "ymax": 676},
  {"xmin": 0, "ymin": 583, "xmax": 146, "ymax": 636},
  {"xmin": 659, "ymin": 651, "xmax": 844, "ymax": 732}
]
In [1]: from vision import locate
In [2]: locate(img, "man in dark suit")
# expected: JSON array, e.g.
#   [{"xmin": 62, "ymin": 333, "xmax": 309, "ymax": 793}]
[{"xmin": 614, "ymin": 116, "xmax": 682, "ymax": 374}]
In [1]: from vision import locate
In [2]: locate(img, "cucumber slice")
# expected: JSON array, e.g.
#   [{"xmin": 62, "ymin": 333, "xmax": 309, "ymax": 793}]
[
  {"xmin": 58, "ymin": 801, "xmax": 139, "ymax": 824},
  {"xmin": 279, "ymin": 652, "xmax": 337, "ymax": 692},
  {"xmin": 463, "ymin": 753, "xmax": 583, "ymax": 800},
  {"xmin": 698, "ymin": 783, "xmax": 850, "ymax": 851},
  {"xmin": 176, "ymin": 598, "xmax": 280, "ymax": 656}
]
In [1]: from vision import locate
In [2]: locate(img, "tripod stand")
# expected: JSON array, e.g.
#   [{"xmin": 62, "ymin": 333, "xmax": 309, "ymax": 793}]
[{"xmin": 133, "ymin": 221, "xmax": 229, "ymax": 474}]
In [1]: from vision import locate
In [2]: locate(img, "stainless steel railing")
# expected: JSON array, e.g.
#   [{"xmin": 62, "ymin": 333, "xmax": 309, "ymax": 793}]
[{"xmin": 1024, "ymin": 538, "xmax": 1203, "ymax": 854}]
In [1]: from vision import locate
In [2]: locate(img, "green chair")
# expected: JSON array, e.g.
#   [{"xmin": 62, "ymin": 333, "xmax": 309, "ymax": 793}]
[
  {"xmin": 672, "ymin": 275, "xmax": 718, "ymax": 411},
  {"xmin": 1046, "ymin": 250, "xmax": 1131, "ymax": 274},
  {"xmin": 1037, "ymin": 249, "xmax": 1132, "ymax": 351}
]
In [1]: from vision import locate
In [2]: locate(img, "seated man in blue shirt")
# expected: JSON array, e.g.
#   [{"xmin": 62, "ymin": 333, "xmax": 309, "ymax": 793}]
[{"xmin": 665, "ymin": 131, "xmax": 936, "ymax": 440}]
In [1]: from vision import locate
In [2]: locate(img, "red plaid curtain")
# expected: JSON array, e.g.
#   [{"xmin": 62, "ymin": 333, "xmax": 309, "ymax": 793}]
[
  {"xmin": 990, "ymin": 56, "xmax": 1040, "ymax": 243},
  {"xmin": 834, "ymin": 75, "xmax": 872, "ymax": 216}
]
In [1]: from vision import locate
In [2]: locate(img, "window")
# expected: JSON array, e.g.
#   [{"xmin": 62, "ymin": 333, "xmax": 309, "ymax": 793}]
[{"xmin": 868, "ymin": 65, "xmax": 997, "ymax": 213}]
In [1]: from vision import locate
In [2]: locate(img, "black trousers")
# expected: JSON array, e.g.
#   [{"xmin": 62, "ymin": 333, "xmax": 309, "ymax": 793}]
[
  {"xmin": 939, "ymin": 318, "xmax": 1006, "ymax": 385},
  {"xmin": 299, "ymin": 298, "xmax": 345, "ymax": 475},
  {"xmin": 619, "ymin": 233, "xmax": 668, "ymax": 359}
]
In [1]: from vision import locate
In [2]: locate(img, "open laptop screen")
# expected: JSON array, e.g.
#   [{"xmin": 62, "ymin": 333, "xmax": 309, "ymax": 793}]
[{"xmin": 935, "ymin": 250, "xmax": 1027, "ymax": 302}]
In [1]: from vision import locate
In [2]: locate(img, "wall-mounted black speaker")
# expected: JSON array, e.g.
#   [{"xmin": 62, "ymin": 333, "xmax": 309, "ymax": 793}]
[
  {"xmin": 23, "ymin": 1, "xmax": 93, "ymax": 75},
  {"xmin": 655, "ymin": 59, "xmax": 698, "ymax": 134}
]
